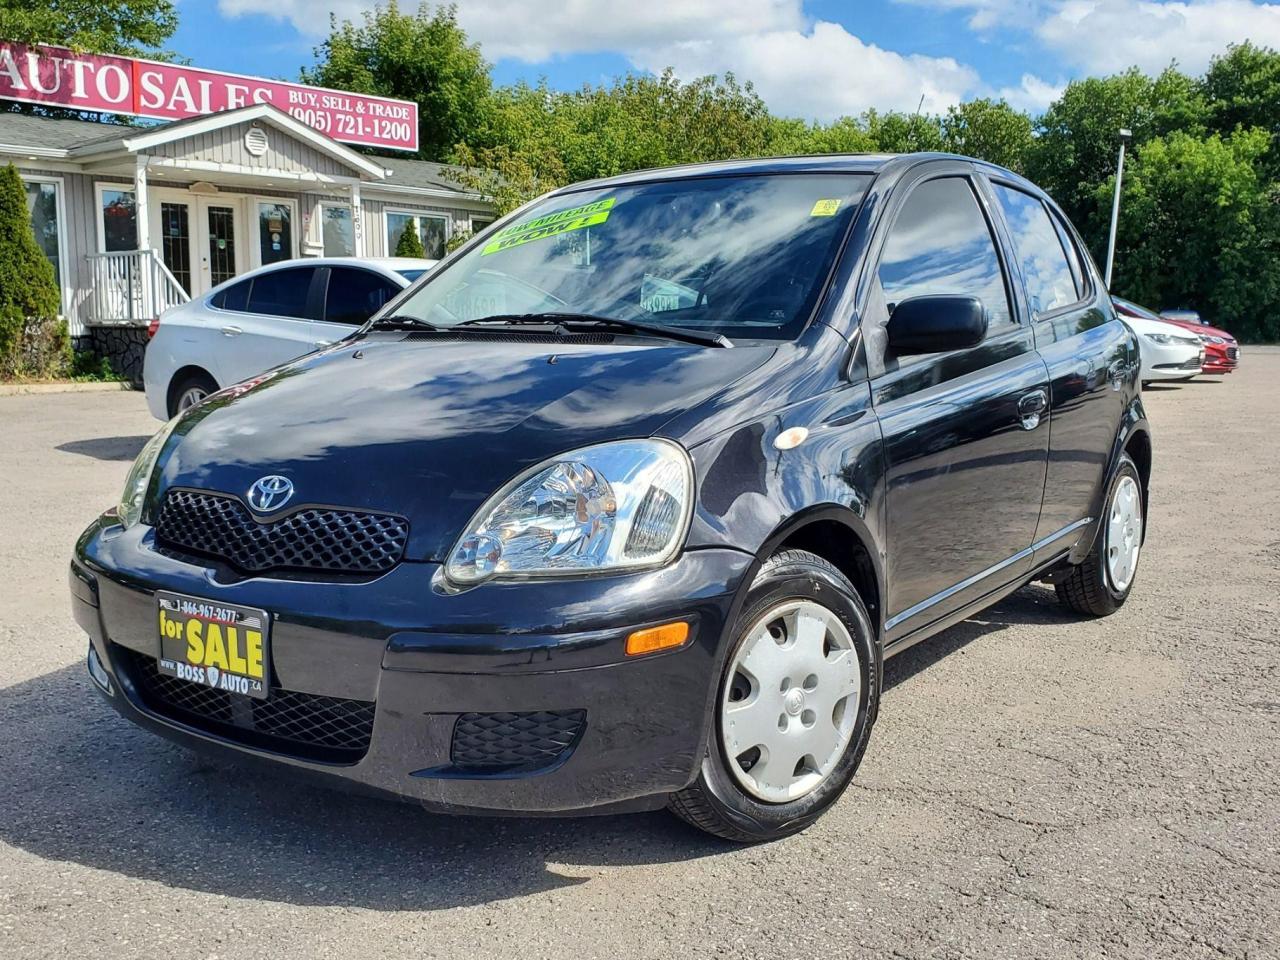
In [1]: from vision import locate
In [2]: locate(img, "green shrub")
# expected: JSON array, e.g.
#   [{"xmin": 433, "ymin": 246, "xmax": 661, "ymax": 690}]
[
  {"xmin": 394, "ymin": 221, "xmax": 426, "ymax": 258},
  {"xmin": 0, "ymin": 163, "xmax": 66, "ymax": 379}
]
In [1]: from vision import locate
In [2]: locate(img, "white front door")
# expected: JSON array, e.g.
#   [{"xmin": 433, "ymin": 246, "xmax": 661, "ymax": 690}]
[{"xmin": 149, "ymin": 191, "xmax": 246, "ymax": 298}]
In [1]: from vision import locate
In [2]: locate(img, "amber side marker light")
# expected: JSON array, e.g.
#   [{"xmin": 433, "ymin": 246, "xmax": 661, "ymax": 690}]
[{"xmin": 625, "ymin": 621, "xmax": 690, "ymax": 657}]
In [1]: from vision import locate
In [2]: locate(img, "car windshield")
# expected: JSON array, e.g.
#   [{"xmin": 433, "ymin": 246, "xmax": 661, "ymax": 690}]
[{"xmin": 389, "ymin": 173, "xmax": 871, "ymax": 341}]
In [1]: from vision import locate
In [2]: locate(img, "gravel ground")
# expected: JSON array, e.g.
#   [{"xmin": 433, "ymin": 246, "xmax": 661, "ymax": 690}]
[{"xmin": 1, "ymin": 354, "xmax": 1277, "ymax": 960}]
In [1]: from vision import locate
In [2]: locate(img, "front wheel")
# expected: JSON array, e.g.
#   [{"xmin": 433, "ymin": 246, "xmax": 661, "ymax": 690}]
[
  {"xmin": 668, "ymin": 550, "xmax": 878, "ymax": 842},
  {"xmin": 1055, "ymin": 452, "xmax": 1144, "ymax": 617}
]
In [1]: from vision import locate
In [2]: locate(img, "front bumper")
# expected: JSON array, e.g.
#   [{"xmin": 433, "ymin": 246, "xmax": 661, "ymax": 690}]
[
  {"xmin": 1141, "ymin": 338, "xmax": 1203, "ymax": 381},
  {"xmin": 72, "ymin": 515, "xmax": 754, "ymax": 815}
]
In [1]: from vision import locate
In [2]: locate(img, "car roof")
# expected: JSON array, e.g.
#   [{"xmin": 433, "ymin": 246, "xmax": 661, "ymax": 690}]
[{"xmin": 551, "ymin": 152, "xmax": 1024, "ymax": 195}]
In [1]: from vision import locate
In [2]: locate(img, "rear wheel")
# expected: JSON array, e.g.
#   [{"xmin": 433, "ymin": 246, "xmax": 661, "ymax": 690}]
[
  {"xmin": 1055, "ymin": 452, "xmax": 1144, "ymax": 617},
  {"xmin": 668, "ymin": 550, "xmax": 878, "ymax": 842},
  {"xmin": 168, "ymin": 370, "xmax": 218, "ymax": 417}
]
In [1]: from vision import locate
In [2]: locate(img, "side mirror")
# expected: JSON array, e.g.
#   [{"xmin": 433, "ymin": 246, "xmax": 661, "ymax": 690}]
[{"xmin": 887, "ymin": 295, "xmax": 988, "ymax": 356}]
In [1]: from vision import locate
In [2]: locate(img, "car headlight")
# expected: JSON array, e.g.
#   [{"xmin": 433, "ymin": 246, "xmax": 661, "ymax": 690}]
[
  {"xmin": 1203, "ymin": 335, "xmax": 1225, "ymax": 344},
  {"xmin": 446, "ymin": 438, "xmax": 694, "ymax": 584},
  {"xmin": 118, "ymin": 417, "xmax": 180, "ymax": 529},
  {"xmin": 1144, "ymin": 333, "xmax": 1177, "ymax": 344}
]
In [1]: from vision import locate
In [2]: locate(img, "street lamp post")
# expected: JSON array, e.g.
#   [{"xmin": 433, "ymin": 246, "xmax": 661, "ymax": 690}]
[{"xmin": 1104, "ymin": 127, "xmax": 1133, "ymax": 289}]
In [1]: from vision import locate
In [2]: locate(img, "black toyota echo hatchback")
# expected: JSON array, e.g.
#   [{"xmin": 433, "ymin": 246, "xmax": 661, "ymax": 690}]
[{"xmin": 72, "ymin": 154, "xmax": 1151, "ymax": 842}]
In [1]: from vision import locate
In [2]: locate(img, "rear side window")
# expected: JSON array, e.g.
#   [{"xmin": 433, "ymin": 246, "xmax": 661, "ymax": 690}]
[
  {"xmin": 212, "ymin": 279, "xmax": 250, "ymax": 312},
  {"xmin": 246, "ymin": 267, "xmax": 316, "ymax": 319},
  {"xmin": 879, "ymin": 177, "xmax": 1012, "ymax": 329},
  {"xmin": 992, "ymin": 184, "xmax": 1079, "ymax": 317},
  {"xmin": 324, "ymin": 267, "xmax": 401, "ymax": 325}
]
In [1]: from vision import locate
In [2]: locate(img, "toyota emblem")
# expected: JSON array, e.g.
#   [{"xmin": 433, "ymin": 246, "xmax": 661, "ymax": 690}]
[{"xmin": 247, "ymin": 475, "xmax": 294, "ymax": 513}]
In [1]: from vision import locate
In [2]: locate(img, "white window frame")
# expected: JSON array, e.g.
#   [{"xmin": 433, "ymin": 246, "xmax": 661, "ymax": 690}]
[
  {"xmin": 319, "ymin": 201, "xmax": 356, "ymax": 257},
  {"xmin": 249, "ymin": 196, "xmax": 301, "ymax": 269},
  {"xmin": 21, "ymin": 173, "xmax": 70, "ymax": 316},
  {"xmin": 94, "ymin": 181, "xmax": 139, "ymax": 254},
  {"xmin": 384, "ymin": 207, "xmax": 451, "ymax": 258},
  {"xmin": 469, "ymin": 213, "xmax": 495, "ymax": 234}
]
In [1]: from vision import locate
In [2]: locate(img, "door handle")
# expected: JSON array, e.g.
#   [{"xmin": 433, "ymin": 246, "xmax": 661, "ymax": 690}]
[
  {"xmin": 220, "ymin": 325, "xmax": 242, "ymax": 337},
  {"xmin": 314, "ymin": 339, "xmax": 333, "ymax": 348},
  {"xmin": 1017, "ymin": 389, "xmax": 1048, "ymax": 430},
  {"xmin": 1107, "ymin": 358, "xmax": 1127, "ymax": 389}
]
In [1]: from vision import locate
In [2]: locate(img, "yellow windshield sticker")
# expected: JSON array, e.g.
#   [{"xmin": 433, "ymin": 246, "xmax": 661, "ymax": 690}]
[
  {"xmin": 482, "ymin": 197, "xmax": 616, "ymax": 255},
  {"xmin": 810, "ymin": 198, "xmax": 841, "ymax": 217}
]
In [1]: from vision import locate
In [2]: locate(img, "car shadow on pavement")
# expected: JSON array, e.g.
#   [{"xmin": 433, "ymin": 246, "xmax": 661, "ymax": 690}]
[
  {"xmin": 0, "ymin": 663, "xmax": 725, "ymax": 911},
  {"xmin": 884, "ymin": 584, "xmax": 1075, "ymax": 692},
  {"xmin": 56, "ymin": 436, "xmax": 150, "ymax": 462}
]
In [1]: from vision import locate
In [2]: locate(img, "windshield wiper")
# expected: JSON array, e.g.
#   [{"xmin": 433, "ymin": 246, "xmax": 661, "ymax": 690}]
[
  {"xmin": 367, "ymin": 314, "xmax": 441, "ymax": 331},
  {"xmin": 458, "ymin": 312, "xmax": 732, "ymax": 348}
]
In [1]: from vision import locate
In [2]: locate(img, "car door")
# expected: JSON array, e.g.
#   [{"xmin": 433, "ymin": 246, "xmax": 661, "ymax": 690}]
[
  {"xmin": 314, "ymin": 266, "xmax": 405, "ymax": 345},
  {"xmin": 864, "ymin": 165, "xmax": 1051, "ymax": 645},
  {"xmin": 980, "ymin": 175, "xmax": 1132, "ymax": 561},
  {"xmin": 210, "ymin": 265, "xmax": 322, "ymax": 385}
]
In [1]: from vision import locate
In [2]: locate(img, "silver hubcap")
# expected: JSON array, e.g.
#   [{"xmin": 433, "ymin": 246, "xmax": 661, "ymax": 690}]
[
  {"xmin": 177, "ymin": 386, "xmax": 207, "ymax": 411},
  {"xmin": 720, "ymin": 599, "xmax": 862, "ymax": 803},
  {"xmin": 1106, "ymin": 475, "xmax": 1142, "ymax": 592}
]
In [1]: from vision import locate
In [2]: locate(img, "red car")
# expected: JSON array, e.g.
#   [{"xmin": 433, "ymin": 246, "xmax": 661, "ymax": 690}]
[{"xmin": 1113, "ymin": 299, "xmax": 1239, "ymax": 375}]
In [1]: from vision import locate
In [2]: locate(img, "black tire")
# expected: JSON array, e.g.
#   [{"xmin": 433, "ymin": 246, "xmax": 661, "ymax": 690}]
[
  {"xmin": 167, "ymin": 370, "xmax": 218, "ymax": 417},
  {"xmin": 1055, "ymin": 452, "xmax": 1144, "ymax": 617},
  {"xmin": 668, "ymin": 549, "xmax": 879, "ymax": 843}
]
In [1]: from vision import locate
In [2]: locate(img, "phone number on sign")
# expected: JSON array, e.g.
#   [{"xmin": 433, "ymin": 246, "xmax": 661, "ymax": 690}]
[
  {"xmin": 288, "ymin": 107, "xmax": 414, "ymax": 144},
  {"xmin": 172, "ymin": 599, "xmax": 243, "ymax": 624}
]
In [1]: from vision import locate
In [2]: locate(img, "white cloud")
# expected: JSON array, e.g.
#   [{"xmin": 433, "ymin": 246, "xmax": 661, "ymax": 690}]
[
  {"xmin": 995, "ymin": 73, "xmax": 1066, "ymax": 111},
  {"xmin": 218, "ymin": 1, "xmax": 984, "ymax": 119},
  {"xmin": 897, "ymin": 0, "xmax": 1280, "ymax": 76},
  {"xmin": 632, "ymin": 21, "xmax": 981, "ymax": 117},
  {"xmin": 1038, "ymin": 0, "xmax": 1280, "ymax": 75}
]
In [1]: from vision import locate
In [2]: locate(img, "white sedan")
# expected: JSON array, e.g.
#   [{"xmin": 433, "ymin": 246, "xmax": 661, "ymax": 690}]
[
  {"xmin": 1117, "ymin": 312, "xmax": 1204, "ymax": 386},
  {"xmin": 143, "ymin": 257, "xmax": 434, "ymax": 419}
]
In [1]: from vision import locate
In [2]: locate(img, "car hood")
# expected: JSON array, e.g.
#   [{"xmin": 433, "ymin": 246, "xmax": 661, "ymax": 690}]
[
  {"xmin": 154, "ymin": 335, "xmax": 775, "ymax": 562},
  {"xmin": 1164, "ymin": 319, "xmax": 1235, "ymax": 341}
]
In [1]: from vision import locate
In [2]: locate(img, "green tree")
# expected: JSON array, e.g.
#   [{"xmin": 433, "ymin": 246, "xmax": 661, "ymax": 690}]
[
  {"xmin": 862, "ymin": 109, "xmax": 946, "ymax": 153},
  {"xmin": 942, "ymin": 98, "xmax": 1034, "ymax": 172},
  {"xmin": 1200, "ymin": 42, "xmax": 1280, "ymax": 174},
  {"xmin": 0, "ymin": 0, "xmax": 177, "ymax": 56},
  {"xmin": 0, "ymin": 163, "xmax": 66, "ymax": 379},
  {"xmin": 304, "ymin": 2, "xmax": 491, "ymax": 161},
  {"xmin": 1104, "ymin": 128, "xmax": 1280, "ymax": 341},
  {"xmin": 394, "ymin": 221, "xmax": 426, "ymax": 258},
  {"xmin": 1026, "ymin": 67, "xmax": 1207, "ymax": 253}
]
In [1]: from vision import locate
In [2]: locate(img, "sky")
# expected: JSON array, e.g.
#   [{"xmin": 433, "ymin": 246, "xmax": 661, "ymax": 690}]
[{"xmin": 171, "ymin": 0, "xmax": 1280, "ymax": 118}]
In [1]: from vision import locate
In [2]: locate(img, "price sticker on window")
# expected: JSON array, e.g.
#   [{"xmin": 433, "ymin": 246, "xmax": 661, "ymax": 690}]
[{"xmin": 810, "ymin": 198, "xmax": 841, "ymax": 217}]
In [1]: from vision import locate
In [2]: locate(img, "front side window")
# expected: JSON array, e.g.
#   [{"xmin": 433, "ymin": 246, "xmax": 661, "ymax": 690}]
[
  {"xmin": 324, "ymin": 267, "xmax": 400, "ymax": 325},
  {"xmin": 877, "ymin": 177, "xmax": 1012, "ymax": 329},
  {"xmin": 390, "ymin": 173, "xmax": 871, "ymax": 341},
  {"xmin": 387, "ymin": 211, "xmax": 448, "ymax": 259},
  {"xmin": 100, "ymin": 187, "xmax": 137, "ymax": 252},
  {"xmin": 991, "ymin": 184, "xmax": 1079, "ymax": 316},
  {"xmin": 246, "ymin": 266, "xmax": 315, "ymax": 318},
  {"xmin": 24, "ymin": 179, "xmax": 61, "ymax": 287}
]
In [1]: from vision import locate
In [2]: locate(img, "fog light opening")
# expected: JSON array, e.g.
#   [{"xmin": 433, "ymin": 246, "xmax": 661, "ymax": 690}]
[
  {"xmin": 625, "ymin": 621, "xmax": 690, "ymax": 657},
  {"xmin": 87, "ymin": 645, "xmax": 114, "ymax": 695}
]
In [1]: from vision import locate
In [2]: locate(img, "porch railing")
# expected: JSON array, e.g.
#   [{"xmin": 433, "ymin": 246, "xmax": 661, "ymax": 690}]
[{"xmin": 86, "ymin": 249, "xmax": 190, "ymax": 325}]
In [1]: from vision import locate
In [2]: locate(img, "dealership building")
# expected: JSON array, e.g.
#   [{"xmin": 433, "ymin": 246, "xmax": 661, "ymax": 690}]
[{"xmin": 0, "ymin": 43, "xmax": 495, "ymax": 379}]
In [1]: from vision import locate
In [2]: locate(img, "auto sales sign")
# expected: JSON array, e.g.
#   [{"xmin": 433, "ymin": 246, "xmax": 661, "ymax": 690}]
[{"xmin": 0, "ymin": 42, "xmax": 419, "ymax": 152}]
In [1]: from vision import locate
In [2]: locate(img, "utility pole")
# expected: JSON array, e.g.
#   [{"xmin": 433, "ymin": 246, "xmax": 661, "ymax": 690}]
[{"xmin": 1104, "ymin": 128, "xmax": 1133, "ymax": 289}]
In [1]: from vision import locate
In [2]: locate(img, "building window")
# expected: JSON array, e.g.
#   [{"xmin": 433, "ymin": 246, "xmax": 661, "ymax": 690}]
[
  {"xmin": 321, "ymin": 204, "xmax": 354, "ymax": 257},
  {"xmin": 256, "ymin": 201, "xmax": 294, "ymax": 265},
  {"xmin": 99, "ymin": 187, "xmax": 138, "ymax": 252},
  {"xmin": 386, "ymin": 210, "xmax": 449, "ymax": 259},
  {"xmin": 23, "ymin": 179, "xmax": 62, "ymax": 288}
]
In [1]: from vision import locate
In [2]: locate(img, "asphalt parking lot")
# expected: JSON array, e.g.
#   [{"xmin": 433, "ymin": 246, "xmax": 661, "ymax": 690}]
[{"xmin": 2, "ymin": 353, "xmax": 1278, "ymax": 960}]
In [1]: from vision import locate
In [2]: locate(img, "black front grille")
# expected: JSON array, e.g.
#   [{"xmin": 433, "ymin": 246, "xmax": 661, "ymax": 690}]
[
  {"xmin": 451, "ymin": 710, "xmax": 586, "ymax": 771},
  {"xmin": 154, "ymin": 489, "xmax": 408, "ymax": 576},
  {"xmin": 116, "ymin": 646, "xmax": 375, "ymax": 763}
]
